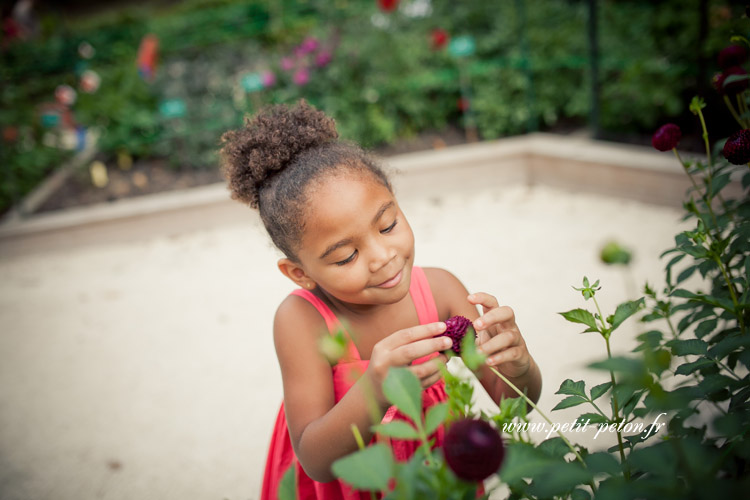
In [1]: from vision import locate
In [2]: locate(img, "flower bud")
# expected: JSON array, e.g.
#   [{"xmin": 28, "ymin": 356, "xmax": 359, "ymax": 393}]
[
  {"xmin": 718, "ymin": 45, "xmax": 748, "ymax": 70},
  {"xmin": 722, "ymin": 129, "xmax": 750, "ymax": 164},
  {"xmin": 437, "ymin": 315, "xmax": 472, "ymax": 354},
  {"xmin": 444, "ymin": 418, "xmax": 505, "ymax": 482},
  {"xmin": 651, "ymin": 123, "xmax": 681, "ymax": 151}
]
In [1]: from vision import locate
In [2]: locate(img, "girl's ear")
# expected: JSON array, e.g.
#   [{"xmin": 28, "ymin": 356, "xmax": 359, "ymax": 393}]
[{"xmin": 277, "ymin": 258, "xmax": 317, "ymax": 290}]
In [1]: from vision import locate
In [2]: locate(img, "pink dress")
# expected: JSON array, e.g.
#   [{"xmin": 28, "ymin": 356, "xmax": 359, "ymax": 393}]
[{"xmin": 260, "ymin": 266, "xmax": 447, "ymax": 499}]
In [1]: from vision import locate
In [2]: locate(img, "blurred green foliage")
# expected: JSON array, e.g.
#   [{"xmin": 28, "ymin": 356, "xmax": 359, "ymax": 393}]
[{"xmin": 0, "ymin": 0, "xmax": 745, "ymax": 214}]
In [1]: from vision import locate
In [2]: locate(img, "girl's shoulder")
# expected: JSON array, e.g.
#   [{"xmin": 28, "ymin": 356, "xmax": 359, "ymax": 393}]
[
  {"xmin": 273, "ymin": 292, "xmax": 329, "ymax": 352},
  {"xmin": 421, "ymin": 267, "xmax": 471, "ymax": 319}
]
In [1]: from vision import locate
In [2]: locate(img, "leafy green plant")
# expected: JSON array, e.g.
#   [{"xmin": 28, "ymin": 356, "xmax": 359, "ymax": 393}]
[{"xmin": 277, "ymin": 45, "xmax": 750, "ymax": 500}]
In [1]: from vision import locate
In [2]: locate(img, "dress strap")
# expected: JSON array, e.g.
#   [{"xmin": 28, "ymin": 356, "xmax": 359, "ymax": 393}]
[
  {"xmin": 290, "ymin": 289, "xmax": 361, "ymax": 361},
  {"xmin": 409, "ymin": 266, "xmax": 439, "ymax": 324},
  {"xmin": 290, "ymin": 289, "xmax": 339, "ymax": 333}
]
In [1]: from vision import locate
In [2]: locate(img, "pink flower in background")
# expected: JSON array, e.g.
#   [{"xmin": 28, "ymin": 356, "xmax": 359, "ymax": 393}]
[
  {"xmin": 315, "ymin": 50, "xmax": 332, "ymax": 68},
  {"xmin": 80, "ymin": 70, "xmax": 101, "ymax": 93},
  {"xmin": 280, "ymin": 57, "xmax": 295, "ymax": 71},
  {"xmin": 55, "ymin": 84, "xmax": 77, "ymax": 106},
  {"xmin": 293, "ymin": 68, "xmax": 310, "ymax": 86},
  {"xmin": 300, "ymin": 36, "xmax": 320, "ymax": 54},
  {"xmin": 261, "ymin": 70, "xmax": 276, "ymax": 88}
]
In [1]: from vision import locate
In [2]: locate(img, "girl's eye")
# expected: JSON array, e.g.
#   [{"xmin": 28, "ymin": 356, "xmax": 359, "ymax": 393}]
[
  {"xmin": 381, "ymin": 219, "xmax": 398, "ymax": 234},
  {"xmin": 335, "ymin": 251, "xmax": 357, "ymax": 266}
]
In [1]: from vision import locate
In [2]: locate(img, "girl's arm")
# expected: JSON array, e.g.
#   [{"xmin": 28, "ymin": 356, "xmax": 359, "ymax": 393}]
[
  {"xmin": 424, "ymin": 268, "xmax": 542, "ymax": 405},
  {"xmin": 273, "ymin": 295, "xmax": 450, "ymax": 482}
]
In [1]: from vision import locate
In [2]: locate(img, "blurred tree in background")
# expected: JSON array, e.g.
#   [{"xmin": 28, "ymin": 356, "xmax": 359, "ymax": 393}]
[{"xmin": 0, "ymin": 0, "xmax": 745, "ymax": 214}]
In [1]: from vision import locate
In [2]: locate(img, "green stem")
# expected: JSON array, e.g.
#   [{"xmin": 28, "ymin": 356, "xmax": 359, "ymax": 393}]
[
  {"xmin": 672, "ymin": 149, "xmax": 700, "ymax": 193},
  {"xmin": 605, "ymin": 335, "xmax": 629, "ymax": 478},
  {"xmin": 713, "ymin": 357, "xmax": 743, "ymax": 382},
  {"xmin": 712, "ymin": 254, "xmax": 746, "ymax": 335},
  {"xmin": 352, "ymin": 425, "xmax": 386, "ymax": 500},
  {"xmin": 488, "ymin": 367, "xmax": 584, "ymax": 465},
  {"xmin": 723, "ymin": 95, "xmax": 746, "ymax": 128},
  {"xmin": 488, "ymin": 367, "xmax": 601, "ymax": 493},
  {"xmin": 695, "ymin": 106, "xmax": 713, "ymax": 169},
  {"xmin": 590, "ymin": 295, "xmax": 630, "ymax": 479}
]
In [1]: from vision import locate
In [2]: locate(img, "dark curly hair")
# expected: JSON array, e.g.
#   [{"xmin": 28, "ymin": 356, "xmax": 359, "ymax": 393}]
[{"xmin": 220, "ymin": 100, "xmax": 392, "ymax": 261}]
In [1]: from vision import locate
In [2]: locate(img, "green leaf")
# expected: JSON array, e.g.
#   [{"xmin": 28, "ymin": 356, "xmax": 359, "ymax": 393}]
[
  {"xmin": 372, "ymin": 420, "xmax": 420, "ymax": 440},
  {"xmin": 460, "ymin": 326, "xmax": 486, "ymax": 371},
  {"xmin": 331, "ymin": 443, "xmax": 394, "ymax": 490},
  {"xmin": 382, "ymin": 367, "xmax": 422, "ymax": 425},
  {"xmin": 584, "ymin": 451, "xmax": 621, "ymax": 475},
  {"xmin": 424, "ymin": 402, "xmax": 448, "ymax": 435},
  {"xmin": 575, "ymin": 412, "xmax": 609, "ymax": 425},
  {"xmin": 556, "ymin": 379, "xmax": 587, "ymax": 398},
  {"xmin": 552, "ymin": 395, "xmax": 587, "ymax": 411},
  {"xmin": 695, "ymin": 318, "xmax": 718, "ymax": 338},
  {"xmin": 538, "ymin": 437, "xmax": 570, "ymax": 459},
  {"xmin": 278, "ymin": 463, "xmax": 296, "ymax": 500},
  {"xmin": 590, "ymin": 381, "xmax": 613, "ymax": 401},
  {"xmin": 609, "ymin": 298, "xmax": 645, "ymax": 331},
  {"xmin": 674, "ymin": 358, "xmax": 714, "ymax": 376},
  {"xmin": 666, "ymin": 338, "xmax": 708, "ymax": 356},
  {"xmin": 708, "ymin": 335, "xmax": 750, "ymax": 360},
  {"xmin": 589, "ymin": 357, "xmax": 644, "ymax": 375},
  {"xmin": 559, "ymin": 308, "xmax": 598, "ymax": 331}
]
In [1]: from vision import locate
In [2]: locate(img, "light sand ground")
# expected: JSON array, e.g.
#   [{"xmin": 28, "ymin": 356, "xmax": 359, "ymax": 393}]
[{"xmin": 0, "ymin": 180, "xmax": 689, "ymax": 499}]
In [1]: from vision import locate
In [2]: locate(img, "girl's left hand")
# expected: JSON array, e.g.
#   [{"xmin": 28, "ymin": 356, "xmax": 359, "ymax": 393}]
[{"xmin": 468, "ymin": 292, "xmax": 531, "ymax": 379}]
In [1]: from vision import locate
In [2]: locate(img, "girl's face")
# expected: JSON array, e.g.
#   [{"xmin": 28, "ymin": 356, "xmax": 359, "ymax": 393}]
[{"xmin": 293, "ymin": 171, "xmax": 415, "ymax": 307}]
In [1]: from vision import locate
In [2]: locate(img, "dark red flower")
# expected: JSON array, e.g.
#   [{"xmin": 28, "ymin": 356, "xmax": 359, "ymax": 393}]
[
  {"xmin": 719, "ymin": 66, "xmax": 748, "ymax": 95},
  {"xmin": 651, "ymin": 123, "xmax": 681, "ymax": 151},
  {"xmin": 377, "ymin": 0, "xmax": 399, "ymax": 12},
  {"xmin": 431, "ymin": 28, "xmax": 449, "ymax": 50},
  {"xmin": 444, "ymin": 418, "xmax": 505, "ymax": 482},
  {"xmin": 723, "ymin": 129, "xmax": 750, "ymax": 164},
  {"xmin": 457, "ymin": 97, "xmax": 470, "ymax": 112},
  {"xmin": 718, "ymin": 45, "xmax": 748, "ymax": 70},
  {"xmin": 437, "ymin": 315, "xmax": 473, "ymax": 354}
]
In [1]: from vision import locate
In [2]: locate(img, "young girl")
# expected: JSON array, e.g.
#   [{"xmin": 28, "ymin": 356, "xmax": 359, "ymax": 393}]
[{"xmin": 220, "ymin": 101, "xmax": 542, "ymax": 499}]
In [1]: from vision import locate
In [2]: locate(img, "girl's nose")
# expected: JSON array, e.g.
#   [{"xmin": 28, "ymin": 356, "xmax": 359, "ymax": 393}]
[{"xmin": 368, "ymin": 240, "xmax": 397, "ymax": 273}]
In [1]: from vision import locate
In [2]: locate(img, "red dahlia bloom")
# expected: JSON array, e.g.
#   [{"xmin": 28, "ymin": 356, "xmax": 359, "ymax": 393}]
[
  {"xmin": 720, "ymin": 66, "xmax": 748, "ymax": 95},
  {"xmin": 377, "ymin": 0, "xmax": 399, "ymax": 12},
  {"xmin": 718, "ymin": 45, "xmax": 748, "ymax": 70},
  {"xmin": 438, "ymin": 315, "xmax": 473, "ymax": 354},
  {"xmin": 444, "ymin": 419, "xmax": 505, "ymax": 482},
  {"xmin": 431, "ymin": 28, "xmax": 449, "ymax": 50},
  {"xmin": 652, "ymin": 123, "xmax": 681, "ymax": 151},
  {"xmin": 723, "ymin": 129, "xmax": 750, "ymax": 164}
]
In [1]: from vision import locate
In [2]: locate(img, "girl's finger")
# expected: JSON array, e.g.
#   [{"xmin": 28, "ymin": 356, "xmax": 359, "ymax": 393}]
[
  {"xmin": 467, "ymin": 292, "xmax": 499, "ymax": 314},
  {"xmin": 477, "ymin": 330, "xmax": 516, "ymax": 356},
  {"xmin": 379, "ymin": 322, "xmax": 446, "ymax": 350},
  {"xmin": 394, "ymin": 336, "xmax": 452, "ymax": 366},
  {"xmin": 473, "ymin": 305, "xmax": 516, "ymax": 331},
  {"xmin": 486, "ymin": 346, "xmax": 524, "ymax": 367}
]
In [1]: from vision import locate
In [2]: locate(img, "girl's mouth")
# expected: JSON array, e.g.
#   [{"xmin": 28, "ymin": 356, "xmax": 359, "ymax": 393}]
[{"xmin": 375, "ymin": 269, "xmax": 403, "ymax": 288}]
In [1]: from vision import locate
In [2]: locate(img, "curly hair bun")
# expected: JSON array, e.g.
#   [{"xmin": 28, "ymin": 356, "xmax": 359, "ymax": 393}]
[{"xmin": 220, "ymin": 100, "xmax": 338, "ymax": 208}]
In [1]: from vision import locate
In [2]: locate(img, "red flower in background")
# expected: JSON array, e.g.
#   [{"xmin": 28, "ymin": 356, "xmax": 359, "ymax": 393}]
[
  {"xmin": 431, "ymin": 28, "xmax": 449, "ymax": 50},
  {"xmin": 378, "ymin": 0, "xmax": 399, "ymax": 12},
  {"xmin": 651, "ymin": 123, "xmax": 681, "ymax": 151},
  {"xmin": 718, "ymin": 45, "xmax": 748, "ymax": 70},
  {"xmin": 719, "ymin": 66, "xmax": 749, "ymax": 95}
]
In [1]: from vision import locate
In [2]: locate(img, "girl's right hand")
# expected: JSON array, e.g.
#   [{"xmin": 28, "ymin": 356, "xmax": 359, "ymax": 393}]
[{"xmin": 365, "ymin": 321, "xmax": 451, "ymax": 407}]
